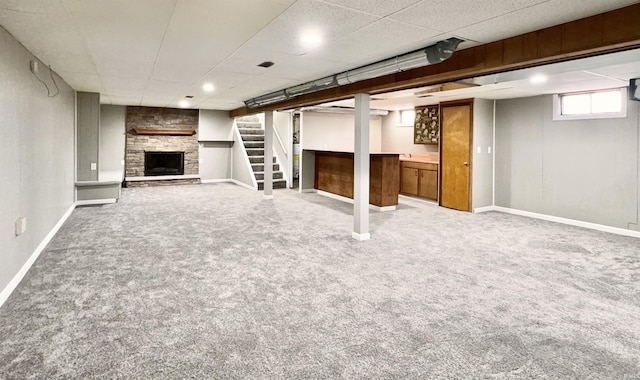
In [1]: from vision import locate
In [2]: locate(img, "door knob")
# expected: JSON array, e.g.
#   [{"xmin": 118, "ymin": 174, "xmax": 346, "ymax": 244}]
[{"xmin": 463, "ymin": 162, "xmax": 469, "ymax": 166}]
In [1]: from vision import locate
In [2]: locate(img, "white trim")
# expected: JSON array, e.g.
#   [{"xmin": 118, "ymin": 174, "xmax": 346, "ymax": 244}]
[
  {"xmin": 230, "ymin": 179, "xmax": 256, "ymax": 191},
  {"xmin": 492, "ymin": 206, "xmax": 640, "ymax": 239},
  {"xmin": 398, "ymin": 194, "xmax": 438, "ymax": 206},
  {"xmin": 125, "ymin": 174, "xmax": 200, "ymax": 181},
  {"xmin": 474, "ymin": 206, "xmax": 497, "ymax": 213},
  {"xmin": 352, "ymin": 232, "xmax": 371, "ymax": 241},
  {"xmin": 300, "ymin": 189, "xmax": 317, "ymax": 194},
  {"xmin": 263, "ymin": 194, "xmax": 274, "ymax": 200},
  {"xmin": 316, "ymin": 190, "xmax": 396, "ymax": 211},
  {"xmin": 552, "ymin": 87, "xmax": 628, "ymax": 121},
  {"xmin": 0, "ymin": 204, "xmax": 76, "ymax": 308},
  {"xmin": 201, "ymin": 178, "xmax": 233, "ymax": 184},
  {"xmin": 75, "ymin": 199, "xmax": 117, "ymax": 206}
]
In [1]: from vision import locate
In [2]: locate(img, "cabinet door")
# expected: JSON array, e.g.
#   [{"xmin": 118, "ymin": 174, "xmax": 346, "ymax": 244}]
[
  {"xmin": 418, "ymin": 169, "xmax": 438, "ymax": 200},
  {"xmin": 401, "ymin": 167, "xmax": 419, "ymax": 195}
]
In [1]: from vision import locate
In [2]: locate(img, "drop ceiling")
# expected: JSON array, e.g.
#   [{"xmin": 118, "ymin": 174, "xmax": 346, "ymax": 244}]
[{"xmin": 0, "ymin": 0, "xmax": 638, "ymax": 110}]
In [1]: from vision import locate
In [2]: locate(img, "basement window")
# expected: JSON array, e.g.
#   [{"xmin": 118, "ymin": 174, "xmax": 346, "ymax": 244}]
[
  {"xmin": 553, "ymin": 88, "xmax": 627, "ymax": 120},
  {"xmin": 398, "ymin": 109, "xmax": 416, "ymax": 126}
]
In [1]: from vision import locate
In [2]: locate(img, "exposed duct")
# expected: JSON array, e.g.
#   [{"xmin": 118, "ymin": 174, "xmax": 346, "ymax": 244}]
[{"xmin": 244, "ymin": 37, "xmax": 463, "ymax": 109}]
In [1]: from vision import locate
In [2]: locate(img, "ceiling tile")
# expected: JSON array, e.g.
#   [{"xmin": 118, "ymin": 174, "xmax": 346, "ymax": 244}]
[
  {"xmin": 242, "ymin": 0, "xmax": 380, "ymax": 56},
  {"xmin": 0, "ymin": 1, "xmax": 66, "ymax": 15},
  {"xmin": 320, "ymin": 0, "xmax": 422, "ymax": 17},
  {"xmin": 454, "ymin": 0, "xmax": 640, "ymax": 44},
  {"xmin": 62, "ymin": 0, "xmax": 176, "ymax": 58},
  {"xmin": 390, "ymin": 0, "xmax": 547, "ymax": 33},
  {"xmin": 56, "ymin": 71, "xmax": 104, "ymax": 93},
  {"xmin": 316, "ymin": 19, "xmax": 443, "ymax": 68}
]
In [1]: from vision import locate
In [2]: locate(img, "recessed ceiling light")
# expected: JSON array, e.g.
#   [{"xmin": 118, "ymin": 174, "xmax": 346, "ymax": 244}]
[
  {"xmin": 203, "ymin": 83, "xmax": 215, "ymax": 92},
  {"xmin": 257, "ymin": 61, "xmax": 274, "ymax": 68},
  {"xmin": 179, "ymin": 100, "xmax": 189, "ymax": 108},
  {"xmin": 300, "ymin": 28, "xmax": 323, "ymax": 49},
  {"xmin": 530, "ymin": 74, "xmax": 547, "ymax": 84}
]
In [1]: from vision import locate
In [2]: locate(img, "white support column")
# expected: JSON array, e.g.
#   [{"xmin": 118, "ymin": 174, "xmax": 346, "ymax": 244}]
[
  {"xmin": 263, "ymin": 111, "xmax": 274, "ymax": 199},
  {"xmin": 353, "ymin": 93, "xmax": 370, "ymax": 241}
]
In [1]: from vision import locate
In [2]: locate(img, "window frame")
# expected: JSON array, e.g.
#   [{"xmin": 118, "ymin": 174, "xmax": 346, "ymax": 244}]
[
  {"xmin": 553, "ymin": 87, "xmax": 627, "ymax": 121},
  {"xmin": 398, "ymin": 109, "xmax": 416, "ymax": 127}
]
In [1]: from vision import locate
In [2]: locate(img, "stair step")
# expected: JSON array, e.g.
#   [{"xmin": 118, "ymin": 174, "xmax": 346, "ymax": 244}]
[
  {"xmin": 257, "ymin": 179, "xmax": 287, "ymax": 190},
  {"xmin": 254, "ymin": 171, "xmax": 284, "ymax": 180},
  {"xmin": 239, "ymin": 128, "xmax": 264, "ymax": 135},
  {"xmin": 237, "ymin": 121, "xmax": 262, "ymax": 129},
  {"xmin": 237, "ymin": 116, "xmax": 260, "ymax": 123},
  {"xmin": 249, "ymin": 156, "xmax": 277, "ymax": 164},
  {"xmin": 252, "ymin": 163, "xmax": 280, "ymax": 172},
  {"xmin": 246, "ymin": 148, "xmax": 264, "ymax": 156},
  {"xmin": 243, "ymin": 141, "xmax": 264, "ymax": 148},
  {"xmin": 241, "ymin": 135, "xmax": 264, "ymax": 142}
]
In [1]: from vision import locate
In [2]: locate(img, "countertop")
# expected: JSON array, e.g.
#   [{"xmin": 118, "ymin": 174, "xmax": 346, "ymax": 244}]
[{"xmin": 399, "ymin": 154, "xmax": 439, "ymax": 165}]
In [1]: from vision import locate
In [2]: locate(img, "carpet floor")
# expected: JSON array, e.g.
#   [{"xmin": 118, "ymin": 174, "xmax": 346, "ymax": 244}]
[{"xmin": 0, "ymin": 183, "xmax": 639, "ymax": 379}]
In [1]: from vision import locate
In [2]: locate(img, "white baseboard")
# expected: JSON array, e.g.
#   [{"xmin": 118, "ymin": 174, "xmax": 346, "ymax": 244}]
[
  {"xmin": 474, "ymin": 206, "xmax": 497, "ymax": 213},
  {"xmin": 75, "ymin": 199, "xmax": 117, "ymax": 206},
  {"xmin": 352, "ymin": 232, "xmax": 371, "ymax": 241},
  {"xmin": 492, "ymin": 206, "xmax": 640, "ymax": 239},
  {"xmin": 0, "ymin": 203, "xmax": 76, "ymax": 308},
  {"xmin": 316, "ymin": 190, "xmax": 397, "ymax": 212},
  {"xmin": 200, "ymin": 179, "xmax": 232, "ymax": 184},
  {"xmin": 263, "ymin": 194, "xmax": 274, "ymax": 200},
  {"xmin": 300, "ymin": 189, "xmax": 317, "ymax": 193}
]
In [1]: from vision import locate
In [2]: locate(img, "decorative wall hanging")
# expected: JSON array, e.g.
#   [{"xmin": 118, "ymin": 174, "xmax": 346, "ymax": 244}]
[{"xmin": 414, "ymin": 105, "xmax": 440, "ymax": 144}]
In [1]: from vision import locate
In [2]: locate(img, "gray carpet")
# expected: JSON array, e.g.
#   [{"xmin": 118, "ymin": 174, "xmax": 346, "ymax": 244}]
[{"xmin": 0, "ymin": 183, "xmax": 639, "ymax": 379}]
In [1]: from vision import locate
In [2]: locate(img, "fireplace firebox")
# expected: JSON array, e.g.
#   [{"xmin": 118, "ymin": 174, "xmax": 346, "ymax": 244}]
[{"xmin": 144, "ymin": 151, "xmax": 184, "ymax": 176}]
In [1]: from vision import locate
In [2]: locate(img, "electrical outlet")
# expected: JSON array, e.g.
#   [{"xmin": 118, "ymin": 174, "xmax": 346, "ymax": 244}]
[
  {"xmin": 90, "ymin": 163, "xmax": 97, "ymax": 171},
  {"xmin": 15, "ymin": 217, "xmax": 26, "ymax": 236}
]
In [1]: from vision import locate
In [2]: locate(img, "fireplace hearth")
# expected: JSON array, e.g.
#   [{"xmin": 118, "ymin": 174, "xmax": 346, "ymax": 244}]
[{"xmin": 144, "ymin": 151, "xmax": 184, "ymax": 176}]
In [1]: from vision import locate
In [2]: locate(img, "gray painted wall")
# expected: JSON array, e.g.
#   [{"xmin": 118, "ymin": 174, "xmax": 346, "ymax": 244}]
[
  {"xmin": 381, "ymin": 110, "xmax": 439, "ymax": 155},
  {"xmin": 472, "ymin": 99, "xmax": 495, "ymax": 209},
  {"xmin": 495, "ymin": 95, "xmax": 639, "ymax": 230},
  {"xmin": 76, "ymin": 92, "xmax": 100, "ymax": 182},
  {"xmin": 199, "ymin": 110, "xmax": 233, "ymax": 181},
  {"xmin": 0, "ymin": 26, "xmax": 75, "ymax": 294},
  {"xmin": 99, "ymin": 105, "xmax": 126, "ymax": 180}
]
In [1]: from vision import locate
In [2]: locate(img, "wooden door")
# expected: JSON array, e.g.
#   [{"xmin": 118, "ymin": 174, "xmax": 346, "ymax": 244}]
[
  {"xmin": 440, "ymin": 102, "xmax": 472, "ymax": 211},
  {"xmin": 401, "ymin": 167, "xmax": 418, "ymax": 195}
]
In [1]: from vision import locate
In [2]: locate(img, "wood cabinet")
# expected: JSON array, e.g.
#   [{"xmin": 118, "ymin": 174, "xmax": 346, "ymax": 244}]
[
  {"xmin": 400, "ymin": 161, "xmax": 438, "ymax": 201},
  {"xmin": 314, "ymin": 151, "xmax": 400, "ymax": 207}
]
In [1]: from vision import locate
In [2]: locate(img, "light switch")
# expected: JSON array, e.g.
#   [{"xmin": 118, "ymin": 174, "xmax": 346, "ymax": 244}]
[
  {"xmin": 477, "ymin": 146, "xmax": 481, "ymax": 154},
  {"xmin": 120, "ymin": 160, "xmax": 125, "ymax": 166},
  {"xmin": 15, "ymin": 217, "xmax": 26, "ymax": 236},
  {"xmin": 90, "ymin": 163, "xmax": 97, "ymax": 171},
  {"xmin": 488, "ymin": 147, "xmax": 492, "ymax": 154}
]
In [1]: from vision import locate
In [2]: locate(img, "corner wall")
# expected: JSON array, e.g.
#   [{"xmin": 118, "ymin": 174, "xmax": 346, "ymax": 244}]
[
  {"xmin": 0, "ymin": 26, "xmax": 76, "ymax": 297},
  {"xmin": 472, "ymin": 99, "xmax": 494, "ymax": 209},
  {"xmin": 495, "ymin": 95, "xmax": 639, "ymax": 230},
  {"xmin": 199, "ymin": 110, "xmax": 234, "ymax": 181},
  {"xmin": 99, "ymin": 105, "xmax": 126, "ymax": 180}
]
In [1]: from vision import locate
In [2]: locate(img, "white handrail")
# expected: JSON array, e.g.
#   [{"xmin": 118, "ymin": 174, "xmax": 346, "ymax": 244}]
[{"xmin": 273, "ymin": 125, "xmax": 287, "ymax": 157}]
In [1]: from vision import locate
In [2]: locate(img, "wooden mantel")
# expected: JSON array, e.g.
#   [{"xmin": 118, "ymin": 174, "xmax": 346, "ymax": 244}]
[{"xmin": 133, "ymin": 128, "xmax": 196, "ymax": 136}]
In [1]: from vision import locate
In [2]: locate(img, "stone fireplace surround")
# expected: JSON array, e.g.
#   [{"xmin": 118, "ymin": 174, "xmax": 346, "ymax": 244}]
[{"xmin": 125, "ymin": 106, "xmax": 199, "ymax": 187}]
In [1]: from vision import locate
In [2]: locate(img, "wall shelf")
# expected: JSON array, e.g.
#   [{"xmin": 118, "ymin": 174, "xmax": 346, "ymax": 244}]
[
  {"xmin": 199, "ymin": 140, "xmax": 234, "ymax": 147},
  {"xmin": 133, "ymin": 128, "xmax": 196, "ymax": 136}
]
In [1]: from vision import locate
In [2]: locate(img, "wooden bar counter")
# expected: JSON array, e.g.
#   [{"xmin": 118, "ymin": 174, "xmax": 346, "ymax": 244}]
[{"xmin": 311, "ymin": 150, "xmax": 400, "ymax": 207}]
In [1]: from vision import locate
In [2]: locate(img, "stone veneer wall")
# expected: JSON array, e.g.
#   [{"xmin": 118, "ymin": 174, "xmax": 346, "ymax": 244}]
[{"xmin": 125, "ymin": 106, "xmax": 199, "ymax": 178}]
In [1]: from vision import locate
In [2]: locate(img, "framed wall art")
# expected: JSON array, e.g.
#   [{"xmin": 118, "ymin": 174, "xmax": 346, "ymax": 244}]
[{"xmin": 414, "ymin": 105, "xmax": 440, "ymax": 144}]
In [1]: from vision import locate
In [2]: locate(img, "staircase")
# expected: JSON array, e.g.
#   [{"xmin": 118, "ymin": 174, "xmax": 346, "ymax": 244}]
[{"xmin": 237, "ymin": 115, "xmax": 287, "ymax": 190}]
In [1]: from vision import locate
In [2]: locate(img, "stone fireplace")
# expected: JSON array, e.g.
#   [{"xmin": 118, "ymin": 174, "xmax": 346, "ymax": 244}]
[{"xmin": 125, "ymin": 106, "xmax": 199, "ymax": 187}]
